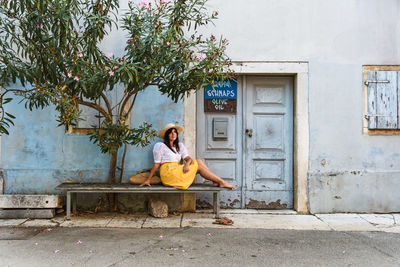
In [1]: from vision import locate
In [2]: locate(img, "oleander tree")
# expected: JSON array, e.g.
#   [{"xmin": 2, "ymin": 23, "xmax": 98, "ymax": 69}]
[{"xmin": 0, "ymin": 0, "xmax": 231, "ymax": 208}]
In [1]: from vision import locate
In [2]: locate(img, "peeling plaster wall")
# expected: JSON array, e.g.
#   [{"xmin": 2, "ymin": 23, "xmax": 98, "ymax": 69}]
[
  {"xmin": 2, "ymin": 88, "xmax": 183, "ymax": 194},
  {"xmin": 203, "ymin": 0, "xmax": 400, "ymax": 212},
  {"xmin": 308, "ymin": 171, "xmax": 400, "ymax": 213}
]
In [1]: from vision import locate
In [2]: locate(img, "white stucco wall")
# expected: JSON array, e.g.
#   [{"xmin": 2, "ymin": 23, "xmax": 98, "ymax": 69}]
[{"xmin": 203, "ymin": 0, "xmax": 400, "ymax": 213}]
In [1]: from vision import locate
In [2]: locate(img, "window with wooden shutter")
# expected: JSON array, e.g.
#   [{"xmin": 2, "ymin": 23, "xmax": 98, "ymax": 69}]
[
  {"xmin": 67, "ymin": 87, "xmax": 129, "ymax": 134},
  {"xmin": 363, "ymin": 66, "xmax": 400, "ymax": 135},
  {"xmin": 366, "ymin": 71, "xmax": 398, "ymax": 129}
]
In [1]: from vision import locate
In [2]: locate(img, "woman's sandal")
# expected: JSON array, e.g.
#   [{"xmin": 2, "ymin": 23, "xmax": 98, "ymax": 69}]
[{"xmin": 213, "ymin": 216, "xmax": 234, "ymax": 225}]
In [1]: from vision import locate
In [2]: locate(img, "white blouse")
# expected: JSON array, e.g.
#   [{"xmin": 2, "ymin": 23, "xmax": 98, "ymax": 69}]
[{"xmin": 153, "ymin": 142, "xmax": 189, "ymax": 164}]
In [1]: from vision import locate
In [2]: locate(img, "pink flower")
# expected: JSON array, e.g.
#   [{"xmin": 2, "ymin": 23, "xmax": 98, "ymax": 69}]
[
  {"xmin": 166, "ymin": 42, "xmax": 170, "ymax": 46},
  {"xmin": 107, "ymin": 52, "xmax": 113, "ymax": 58},
  {"xmin": 113, "ymin": 66, "xmax": 118, "ymax": 70},
  {"xmin": 161, "ymin": 0, "xmax": 170, "ymax": 4},
  {"xmin": 138, "ymin": 0, "xmax": 150, "ymax": 7},
  {"xmin": 74, "ymin": 76, "xmax": 79, "ymax": 81},
  {"xmin": 109, "ymin": 70, "xmax": 114, "ymax": 76},
  {"xmin": 196, "ymin": 53, "xmax": 206, "ymax": 61},
  {"xmin": 67, "ymin": 72, "xmax": 72, "ymax": 78},
  {"xmin": 36, "ymin": 24, "xmax": 44, "ymax": 29},
  {"xmin": 78, "ymin": 53, "xmax": 83, "ymax": 58}
]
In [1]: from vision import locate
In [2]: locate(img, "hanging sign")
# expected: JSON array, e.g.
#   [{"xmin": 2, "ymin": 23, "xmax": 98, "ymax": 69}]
[{"xmin": 204, "ymin": 78, "xmax": 237, "ymax": 113}]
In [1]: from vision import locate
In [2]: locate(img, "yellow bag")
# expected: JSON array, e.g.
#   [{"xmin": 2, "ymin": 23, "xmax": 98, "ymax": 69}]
[{"xmin": 129, "ymin": 169, "xmax": 161, "ymax": 185}]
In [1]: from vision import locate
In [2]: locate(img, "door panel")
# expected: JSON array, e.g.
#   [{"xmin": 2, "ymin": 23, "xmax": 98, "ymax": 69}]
[
  {"xmin": 255, "ymin": 86, "xmax": 285, "ymax": 104},
  {"xmin": 205, "ymin": 159, "xmax": 236, "ymax": 181},
  {"xmin": 252, "ymin": 159, "xmax": 286, "ymax": 190},
  {"xmin": 244, "ymin": 76, "xmax": 293, "ymax": 208},
  {"xmin": 254, "ymin": 114, "xmax": 284, "ymax": 150}
]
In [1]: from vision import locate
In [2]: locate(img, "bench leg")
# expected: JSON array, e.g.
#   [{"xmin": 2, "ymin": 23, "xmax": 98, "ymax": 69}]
[
  {"xmin": 72, "ymin": 193, "xmax": 77, "ymax": 214},
  {"xmin": 66, "ymin": 191, "xmax": 71, "ymax": 220},
  {"xmin": 213, "ymin": 192, "xmax": 220, "ymax": 219}
]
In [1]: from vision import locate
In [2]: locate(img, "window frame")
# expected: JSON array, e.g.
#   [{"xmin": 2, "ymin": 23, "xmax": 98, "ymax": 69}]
[
  {"xmin": 362, "ymin": 65, "xmax": 400, "ymax": 135},
  {"xmin": 66, "ymin": 99, "xmax": 102, "ymax": 134}
]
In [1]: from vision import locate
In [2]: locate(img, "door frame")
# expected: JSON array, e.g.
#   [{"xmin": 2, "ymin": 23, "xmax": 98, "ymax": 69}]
[{"xmin": 184, "ymin": 61, "xmax": 309, "ymax": 214}]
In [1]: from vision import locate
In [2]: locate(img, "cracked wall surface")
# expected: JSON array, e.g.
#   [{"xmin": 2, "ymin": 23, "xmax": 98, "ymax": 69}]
[{"xmin": 2, "ymin": 88, "xmax": 183, "ymax": 196}]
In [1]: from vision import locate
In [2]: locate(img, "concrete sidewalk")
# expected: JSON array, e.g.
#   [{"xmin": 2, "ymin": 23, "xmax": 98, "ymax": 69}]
[{"xmin": 1, "ymin": 210, "xmax": 399, "ymax": 233}]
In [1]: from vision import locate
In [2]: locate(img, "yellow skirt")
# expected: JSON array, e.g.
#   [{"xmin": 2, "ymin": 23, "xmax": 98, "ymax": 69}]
[{"xmin": 160, "ymin": 160, "xmax": 198, "ymax": 190}]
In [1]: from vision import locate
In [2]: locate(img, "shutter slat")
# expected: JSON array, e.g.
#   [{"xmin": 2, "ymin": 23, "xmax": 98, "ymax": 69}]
[
  {"xmin": 376, "ymin": 71, "xmax": 397, "ymax": 129},
  {"xmin": 367, "ymin": 71, "xmax": 377, "ymax": 129},
  {"xmin": 398, "ymin": 71, "xmax": 400, "ymax": 129}
]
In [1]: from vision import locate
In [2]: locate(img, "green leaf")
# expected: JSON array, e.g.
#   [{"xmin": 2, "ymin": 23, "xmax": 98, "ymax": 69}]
[
  {"xmin": 5, "ymin": 112, "xmax": 16, "ymax": 119},
  {"xmin": 0, "ymin": 125, "xmax": 9, "ymax": 135}
]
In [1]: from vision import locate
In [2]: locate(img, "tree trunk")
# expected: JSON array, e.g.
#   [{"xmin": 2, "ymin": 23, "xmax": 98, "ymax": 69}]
[
  {"xmin": 119, "ymin": 144, "xmax": 128, "ymax": 183},
  {"xmin": 108, "ymin": 150, "xmax": 118, "ymax": 184},
  {"xmin": 108, "ymin": 150, "xmax": 118, "ymax": 211}
]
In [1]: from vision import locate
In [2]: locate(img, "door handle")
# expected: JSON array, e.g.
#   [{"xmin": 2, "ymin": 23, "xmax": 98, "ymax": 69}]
[{"xmin": 245, "ymin": 129, "xmax": 253, "ymax": 137}]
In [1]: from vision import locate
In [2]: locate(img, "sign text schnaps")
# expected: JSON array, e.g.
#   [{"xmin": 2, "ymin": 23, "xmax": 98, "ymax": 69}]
[{"xmin": 204, "ymin": 79, "xmax": 237, "ymax": 113}]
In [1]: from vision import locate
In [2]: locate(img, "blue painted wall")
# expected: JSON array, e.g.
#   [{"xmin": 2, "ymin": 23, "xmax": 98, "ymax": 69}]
[{"xmin": 1, "ymin": 85, "xmax": 184, "ymax": 194}]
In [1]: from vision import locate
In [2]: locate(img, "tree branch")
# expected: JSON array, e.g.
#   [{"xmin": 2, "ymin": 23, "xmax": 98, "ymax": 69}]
[
  {"xmin": 101, "ymin": 92, "xmax": 113, "ymax": 116},
  {"xmin": 76, "ymin": 99, "xmax": 112, "ymax": 122},
  {"xmin": 119, "ymin": 143, "xmax": 128, "ymax": 183},
  {"xmin": 119, "ymin": 82, "xmax": 154, "ymax": 118},
  {"xmin": 119, "ymin": 92, "xmax": 134, "ymax": 118},
  {"xmin": 125, "ymin": 92, "xmax": 138, "ymax": 117},
  {"xmin": 0, "ymin": 88, "xmax": 40, "ymax": 99}
]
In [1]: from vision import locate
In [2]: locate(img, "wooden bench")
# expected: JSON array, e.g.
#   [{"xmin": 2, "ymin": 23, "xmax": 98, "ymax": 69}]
[{"xmin": 56, "ymin": 183, "xmax": 226, "ymax": 220}]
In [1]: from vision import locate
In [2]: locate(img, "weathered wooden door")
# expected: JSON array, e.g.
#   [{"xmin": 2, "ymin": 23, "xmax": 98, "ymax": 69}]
[
  {"xmin": 196, "ymin": 76, "xmax": 293, "ymax": 209},
  {"xmin": 243, "ymin": 76, "xmax": 293, "ymax": 209}
]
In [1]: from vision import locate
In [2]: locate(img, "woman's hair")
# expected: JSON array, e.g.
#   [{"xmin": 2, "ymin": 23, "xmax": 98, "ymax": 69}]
[{"xmin": 163, "ymin": 128, "xmax": 180, "ymax": 153}]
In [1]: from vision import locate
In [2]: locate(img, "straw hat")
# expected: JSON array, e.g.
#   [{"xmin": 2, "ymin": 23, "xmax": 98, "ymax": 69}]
[{"xmin": 158, "ymin": 123, "xmax": 183, "ymax": 138}]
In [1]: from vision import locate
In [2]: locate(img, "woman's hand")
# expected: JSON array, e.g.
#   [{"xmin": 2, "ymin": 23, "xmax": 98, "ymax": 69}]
[
  {"xmin": 140, "ymin": 179, "xmax": 151, "ymax": 187},
  {"xmin": 183, "ymin": 163, "xmax": 190, "ymax": 173},
  {"xmin": 183, "ymin": 156, "xmax": 192, "ymax": 173},
  {"xmin": 140, "ymin": 163, "xmax": 160, "ymax": 187}
]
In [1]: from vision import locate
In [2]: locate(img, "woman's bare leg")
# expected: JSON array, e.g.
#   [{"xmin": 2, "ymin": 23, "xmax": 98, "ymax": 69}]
[
  {"xmin": 196, "ymin": 159, "xmax": 219, "ymax": 186},
  {"xmin": 196, "ymin": 159, "xmax": 235, "ymax": 189}
]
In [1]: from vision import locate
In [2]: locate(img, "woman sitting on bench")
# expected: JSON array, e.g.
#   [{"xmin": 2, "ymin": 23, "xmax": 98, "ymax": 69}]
[{"xmin": 140, "ymin": 123, "xmax": 235, "ymax": 190}]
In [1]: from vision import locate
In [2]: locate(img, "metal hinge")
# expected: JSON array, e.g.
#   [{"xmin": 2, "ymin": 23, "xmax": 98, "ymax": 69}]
[
  {"xmin": 364, "ymin": 114, "xmax": 394, "ymax": 119},
  {"xmin": 365, "ymin": 80, "xmax": 390, "ymax": 86}
]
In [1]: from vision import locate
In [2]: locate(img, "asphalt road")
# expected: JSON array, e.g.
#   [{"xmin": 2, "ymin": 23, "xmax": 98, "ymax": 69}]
[{"xmin": 0, "ymin": 227, "xmax": 399, "ymax": 266}]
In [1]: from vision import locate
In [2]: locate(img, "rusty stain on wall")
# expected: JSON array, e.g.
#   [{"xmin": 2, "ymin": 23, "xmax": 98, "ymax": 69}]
[
  {"xmin": 245, "ymin": 199, "xmax": 287, "ymax": 209},
  {"xmin": 229, "ymin": 199, "xmax": 240, "ymax": 208}
]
